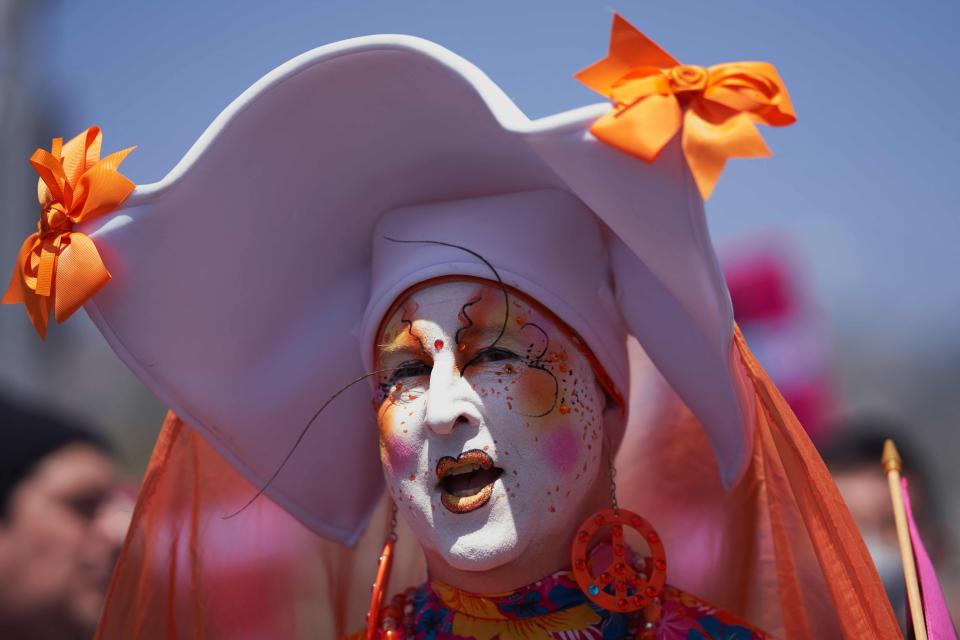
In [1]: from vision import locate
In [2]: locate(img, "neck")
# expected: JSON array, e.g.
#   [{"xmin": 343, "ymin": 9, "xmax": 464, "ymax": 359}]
[{"xmin": 421, "ymin": 465, "xmax": 611, "ymax": 593}]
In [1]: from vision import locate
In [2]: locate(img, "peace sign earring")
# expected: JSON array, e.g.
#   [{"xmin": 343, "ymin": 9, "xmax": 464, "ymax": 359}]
[{"xmin": 569, "ymin": 450, "xmax": 666, "ymax": 638}]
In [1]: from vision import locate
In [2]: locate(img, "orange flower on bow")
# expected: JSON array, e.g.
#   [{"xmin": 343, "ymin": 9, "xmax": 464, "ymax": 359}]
[
  {"xmin": 3, "ymin": 127, "xmax": 135, "ymax": 338},
  {"xmin": 577, "ymin": 14, "xmax": 796, "ymax": 198}
]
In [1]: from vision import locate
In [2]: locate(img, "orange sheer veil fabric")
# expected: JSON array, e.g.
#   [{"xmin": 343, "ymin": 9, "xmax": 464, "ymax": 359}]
[
  {"xmin": 97, "ymin": 413, "xmax": 426, "ymax": 639},
  {"xmin": 98, "ymin": 329, "xmax": 900, "ymax": 639},
  {"xmin": 618, "ymin": 330, "xmax": 900, "ymax": 638}
]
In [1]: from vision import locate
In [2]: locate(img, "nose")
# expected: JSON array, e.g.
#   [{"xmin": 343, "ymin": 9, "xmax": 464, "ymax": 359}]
[{"xmin": 424, "ymin": 352, "xmax": 481, "ymax": 435}]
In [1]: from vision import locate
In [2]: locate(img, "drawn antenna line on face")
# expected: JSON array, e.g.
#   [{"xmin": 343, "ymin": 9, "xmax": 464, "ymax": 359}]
[
  {"xmin": 377, "ymin": 279, "xmax": 608, "ymax": 571},
  {"xmin": 511, "ymin": 320, "xmax": 561, "ymax": 418},
  {"xmin": 519, "ymin": 321, "xmax": 551, "ymax": 363},
  {"xmin": 521, "ymin": 362, "xmax": 561, "ymax": 418},
  {"xmin": 380, "ymin": 238, "xmax": 562, "ymax": 421},
  {"xmin": 221, "ymin": 365, "xmax": 401, "ymax": 520},
  {"xmin": 454, "ymin": 294, "xmax": 482, "ymax": 347},
  {"xmin": 378, "ymin": 378, "xmax": 421, "ymax": 411},
  {"xmin": 399, "ymin": 300, "xmax": 427, "ymax": 354},
  {"xmin": 230, "ymin": 241, "xmax": 566, "ymax": 518},
  {"xmin": 383, "ymin": 237, "xmax": 510, "ymax": 350}
]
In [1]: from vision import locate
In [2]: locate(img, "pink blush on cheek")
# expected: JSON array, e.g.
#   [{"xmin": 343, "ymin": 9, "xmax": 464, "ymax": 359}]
[
  {"xmin": 542, "ymin": 427, "xmax": 581, "ymax": 476},
  {"xmin": 383, "ymin": 436, "xmax": 418, "ymax": 474}
]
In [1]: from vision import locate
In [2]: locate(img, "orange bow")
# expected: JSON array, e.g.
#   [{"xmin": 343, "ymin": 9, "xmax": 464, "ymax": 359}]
[
  {"xmin": 577, "ymin": 14, "xmax": 796, "ymax": 199},
  {"xmin": 2, "ymin": 127, "xmax": 135, "ymax": 338}
]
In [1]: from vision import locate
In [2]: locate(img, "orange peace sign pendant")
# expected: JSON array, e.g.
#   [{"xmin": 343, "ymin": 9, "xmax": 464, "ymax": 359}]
[{"xmin": 570, "ymin": 508, "xmax": 666, "ymax": 613}]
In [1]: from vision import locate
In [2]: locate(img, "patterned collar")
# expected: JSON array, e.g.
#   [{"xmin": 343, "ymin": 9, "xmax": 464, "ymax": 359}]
[
  {"xmin": 404, "ymin": 571, "xmax": 769, "ymax": 640},
  {"xmin": 412, "ymin": 570, "xmax": 637, "ymax": 639},
  {"xmin": 430, "ymin": 570, "xmax": 593, "ymax": 620}
]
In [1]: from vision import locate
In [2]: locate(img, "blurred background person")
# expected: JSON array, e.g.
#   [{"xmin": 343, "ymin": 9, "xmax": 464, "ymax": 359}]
[
  {"xmin": 0, "ymin": 394, "xmax": 132, "ymax": 640},
  {"xmin": 821, "ymin": 417, "xmax": 958, "ymax": 630}
]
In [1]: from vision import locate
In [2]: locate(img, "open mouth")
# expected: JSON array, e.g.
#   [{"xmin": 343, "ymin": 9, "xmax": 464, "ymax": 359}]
[{"xmin": 436, "ymin": 449, "xmax": 504, "ymax": 514}]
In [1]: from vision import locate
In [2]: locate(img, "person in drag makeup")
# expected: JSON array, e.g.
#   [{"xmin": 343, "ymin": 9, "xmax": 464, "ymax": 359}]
[{"xmin": 4, "ymin": 13, "xmax": 903, "ymax": 640}]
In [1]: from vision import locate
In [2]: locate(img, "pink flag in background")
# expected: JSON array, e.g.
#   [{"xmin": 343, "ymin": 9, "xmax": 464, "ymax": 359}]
[{"xmin": 902, "ymin": 477, "xmax": 958, "ymax": 639}]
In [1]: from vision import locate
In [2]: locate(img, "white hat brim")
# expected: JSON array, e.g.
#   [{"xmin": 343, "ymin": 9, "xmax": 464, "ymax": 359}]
[{"xmin": 82, "ymin": 35, "xmax": 752, "ymax": 545}]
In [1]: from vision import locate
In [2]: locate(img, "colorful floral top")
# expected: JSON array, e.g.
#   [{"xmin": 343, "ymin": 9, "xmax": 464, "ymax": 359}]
[{"xmin": 351, "ymin": 570, "xmax": 770, "ymax": 640}]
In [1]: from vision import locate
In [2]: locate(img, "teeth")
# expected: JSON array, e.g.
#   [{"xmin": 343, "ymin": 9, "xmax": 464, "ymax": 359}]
[
  {"xmin": 434, "ymin": 449, "xmax": 495, "ymax": 482},
  {"xmin": 447, "ymin": 463, "xmax": 480, "ymax": 477}
]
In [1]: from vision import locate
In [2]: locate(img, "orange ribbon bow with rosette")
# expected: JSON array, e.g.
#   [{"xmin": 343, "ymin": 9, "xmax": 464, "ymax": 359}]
[
  {"xmin": 3, "ymin": 127, "xmax": 135, "ymax": 338},
  {"xmin": 577, "ymin": 14, "xmax": 796, "ymax": 199}
]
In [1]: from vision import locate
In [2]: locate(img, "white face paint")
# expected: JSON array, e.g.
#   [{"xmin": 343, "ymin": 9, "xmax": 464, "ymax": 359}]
[{"xmin": 374, "ymin": 279, "xmax": 608, "ymax": 571}]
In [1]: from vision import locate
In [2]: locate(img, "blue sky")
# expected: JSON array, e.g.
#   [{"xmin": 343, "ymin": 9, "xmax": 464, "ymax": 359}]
[{"xmin": 27, "ymin": 0, "xmax": 960, "ymax": 353}]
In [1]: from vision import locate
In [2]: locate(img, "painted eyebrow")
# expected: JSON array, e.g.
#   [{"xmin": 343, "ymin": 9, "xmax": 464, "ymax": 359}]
[
  {"xmin": 378, "ymin": 329, "xmax": 424, "ymax": 356},
  {"xmin": 378, "ymin": 344, "xmax": 420, "ymax": 357}
]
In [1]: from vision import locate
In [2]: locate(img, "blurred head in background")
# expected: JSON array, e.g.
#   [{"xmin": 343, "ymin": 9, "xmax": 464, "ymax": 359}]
[
  {"xmin": 0, "ymin": 395, "xmax": 130, "ymax": 640},
  {"xmin": 821, "ymin": 418, "xmax": 947, "ymax": 625}
]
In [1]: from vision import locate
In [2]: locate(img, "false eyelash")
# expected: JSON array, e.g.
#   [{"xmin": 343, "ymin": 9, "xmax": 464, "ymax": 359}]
[{"xmin": 388, "ymin": 360, "xmax": 432, "ymax": 382}]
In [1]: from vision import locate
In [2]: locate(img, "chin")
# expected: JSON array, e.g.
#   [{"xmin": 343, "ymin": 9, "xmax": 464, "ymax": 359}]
[
  {"xmin": 440, "ymin": 521, "xmax": 527, "ymax": 572},
  {"xmin": 431, "ymin": 487, "xmax": 531, "ymax": 572}
]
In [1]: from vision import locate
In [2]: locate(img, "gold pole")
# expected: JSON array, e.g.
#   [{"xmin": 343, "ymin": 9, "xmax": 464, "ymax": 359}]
[{"xmin": 883, "ymin": 439, "xmax": 927, "ymax": 640}]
